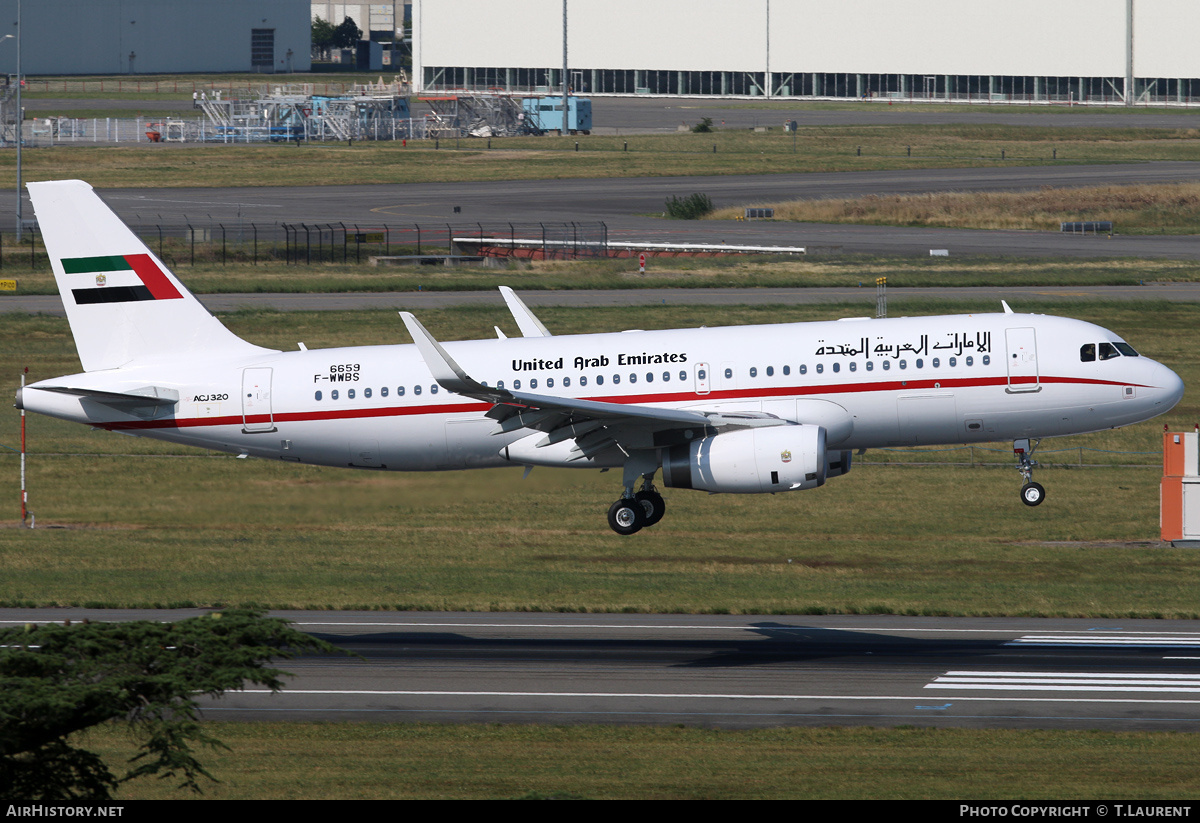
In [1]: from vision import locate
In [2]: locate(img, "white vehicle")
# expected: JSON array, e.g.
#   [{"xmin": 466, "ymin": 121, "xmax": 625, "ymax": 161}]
[{"xmin": 18, "ymin": 180, "xmax": 1185, "ymax": 534}]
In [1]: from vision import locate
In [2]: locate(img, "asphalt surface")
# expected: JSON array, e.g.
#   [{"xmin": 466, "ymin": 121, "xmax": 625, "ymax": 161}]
[
  {"xmin": 589, "ymin": 97, "xmax": 1200, "ymax": 133},
  {"xmin": 24, "ymin": 162, "xmax": 1188, "ymax": 260},
  {"xmin": 4, "ymin": 609, "xmax": 1200, "ymax": 731},
  {"xmin": 5, "ymin": 284, "xmax": 1200, "ymax": 318}
]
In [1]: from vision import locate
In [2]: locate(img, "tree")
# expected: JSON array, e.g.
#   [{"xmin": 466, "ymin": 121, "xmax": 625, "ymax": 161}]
[
  {"xmin": 311, "ymin": 15, "xmax": 336, "ymax": 61},
  {"xmin": 0, "ymin": 610, "xmax": 338, "ymax": 800},
  {"xmin": 332, "ymin": 16, "xmax": 364, "ymax": 49}
]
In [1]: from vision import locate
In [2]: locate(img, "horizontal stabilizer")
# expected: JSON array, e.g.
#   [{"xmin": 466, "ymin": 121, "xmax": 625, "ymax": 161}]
[{"xmin": 35, "ymin": 385, "xmax": 179, "ymax": 420}]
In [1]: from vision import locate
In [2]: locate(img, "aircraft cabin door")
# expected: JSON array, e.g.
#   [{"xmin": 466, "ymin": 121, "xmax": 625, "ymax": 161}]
[
  {"xmin": 241, "ymin": 367, "xmax": 276, "ymax": 433},
  {"xmin": 1005, "ymin": 327, "xmax": 1040, "ymax": 392}
]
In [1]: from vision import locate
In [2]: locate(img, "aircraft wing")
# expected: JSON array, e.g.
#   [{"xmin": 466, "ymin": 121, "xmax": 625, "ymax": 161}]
[{"xmin": 401, "ymin": 312, "xmax": 783, "ymax": 459}]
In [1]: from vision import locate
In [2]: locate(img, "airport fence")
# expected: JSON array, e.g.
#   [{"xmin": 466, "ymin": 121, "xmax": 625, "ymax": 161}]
[
  {"xmin": 18, "ymin": 78, "xmax": 362, "ymax": 95},
  {"xmin": 860, "ymin": 444, "xmax": 1160, "ymax": 468},
  {"xmin": 0, "ymin": 221, "xmax": 611, "ymax": 270},
  {"xmin": 15, "ymin": 116, "xmax": 435, "ymax": 145}
]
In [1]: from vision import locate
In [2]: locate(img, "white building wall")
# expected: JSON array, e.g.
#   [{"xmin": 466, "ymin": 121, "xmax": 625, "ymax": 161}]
[
  {"xmin": 417, "ymin": 0, "xmax": 558, "ymax": 69},
  {"xmin": 413, "ymin": 0, "xmax": 1200, "ymax": 91},
  {"xmin": 769, "ymin": 0, "xmax": 1126, "ymax": 77},
  {"xmin": 1134, "ymin": 0, "xmax": 1200, "ymax": 77},
  {"xmin": 0, "ymin": 0, "xmax": 312, "ymax": 76},
  {"xmin": 418, "ymin": 0, "xmax": 766, "ymax": 73},
  {"xmin": 570, "ymin": 1, "xmax": 765, "ymax": 73}
]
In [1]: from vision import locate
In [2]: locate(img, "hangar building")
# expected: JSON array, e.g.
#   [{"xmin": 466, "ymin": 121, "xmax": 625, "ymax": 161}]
[
  {"xmin": 310, "ymin": 2, "xmax": 407, "ymax": 40},
  {"xmin": 413, "ymin": 0, "xmax": 1199, "ymax": 105},
  {"xmin": 0, "ymin": 0, "xmax": 311, "ymax": 75}
]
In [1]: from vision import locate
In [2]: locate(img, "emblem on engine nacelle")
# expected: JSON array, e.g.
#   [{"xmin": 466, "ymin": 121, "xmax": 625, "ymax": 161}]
[{"xmin": 780, "ymin": 449, "xmax": 792, "ymax": 463}]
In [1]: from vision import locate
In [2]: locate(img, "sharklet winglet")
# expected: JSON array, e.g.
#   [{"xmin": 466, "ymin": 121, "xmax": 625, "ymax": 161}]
[{"xmin": 499, "ymin": 286, "xmax": 552, "ymax": 338}]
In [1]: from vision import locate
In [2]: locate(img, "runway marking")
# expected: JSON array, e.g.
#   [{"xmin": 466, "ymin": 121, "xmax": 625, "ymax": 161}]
[
  {"xmin": 928, "ymin": 671, "xmax": 1200, "ymax": 693},
  {"xmin": 1006, "ymin": 634, "xmax": 1200, "ymax": 648},
  {"xmin": 370, "ymin": 204, "xmax": 454, "ymax": 219}
]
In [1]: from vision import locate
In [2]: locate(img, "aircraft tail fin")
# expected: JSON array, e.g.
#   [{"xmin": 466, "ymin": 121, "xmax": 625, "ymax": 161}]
[{"xmin": 27, "ymin": 180, "xmax": 274, "ymax": 372}]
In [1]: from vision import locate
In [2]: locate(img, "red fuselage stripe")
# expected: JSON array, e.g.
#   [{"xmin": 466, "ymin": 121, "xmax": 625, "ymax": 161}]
[{"xmin": 96, "ymin": 373, "xmax": 1147, "ymax": 432}]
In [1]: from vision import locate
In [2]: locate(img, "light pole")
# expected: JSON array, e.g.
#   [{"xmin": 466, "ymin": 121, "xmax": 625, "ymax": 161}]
[
  {"xmin": 561, "ymin": 1, "xmax": 568, "ymax": 135},
  {"xmin": 13, "ymin": 0, "xmax": 20, "ymax": 238},
  {"xmin": 0, "ymin": 28, "xmax": 17, "ymax": 237}
]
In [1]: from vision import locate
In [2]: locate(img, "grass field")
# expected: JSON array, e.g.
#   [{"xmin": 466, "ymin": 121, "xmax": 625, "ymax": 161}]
[
  {"xmin": 1, "ymin": 300, "xmax": 1195, "ymax": 615},
  {"xmin": 80, "ymin": 723, "xmax": 1200, "ymax": 800},
  {"xmin": 712, "ymin": 181, "xmax": 1200, "ymax": 235},
  {"xmin": 2, "ymin": 253, "xmax": 1199, "ymax": 295},
  {"xmin": 4, "ymin": 123, "xmax": 1200, "ymax": 190}
]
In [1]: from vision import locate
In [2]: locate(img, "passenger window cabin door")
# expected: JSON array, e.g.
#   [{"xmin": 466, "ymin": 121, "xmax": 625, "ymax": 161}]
[
  {"xmin": 1005, "ymin": 328, "xmax": 1040, "ymax": 392},
  {"xmin": 241, "ymin": 367, "xmax": 275, "ymax": 432}
]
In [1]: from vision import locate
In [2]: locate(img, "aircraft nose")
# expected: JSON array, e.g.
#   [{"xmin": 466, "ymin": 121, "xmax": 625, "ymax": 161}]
[{"xmin": 1153, "ymin": 362, "xmax": 1185, "ymax": 412}]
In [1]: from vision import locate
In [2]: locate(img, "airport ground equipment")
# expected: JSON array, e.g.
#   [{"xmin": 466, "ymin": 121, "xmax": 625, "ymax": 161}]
[{"xmin": 1161, "ymin": 427, "xmax": 1200, "ymax": 544}]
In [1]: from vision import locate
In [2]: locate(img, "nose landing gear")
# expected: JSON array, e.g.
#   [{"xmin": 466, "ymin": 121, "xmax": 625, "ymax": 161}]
[{"xmin": 1014, "ymin": 438, "xmax": 1045, "ymax": 506}]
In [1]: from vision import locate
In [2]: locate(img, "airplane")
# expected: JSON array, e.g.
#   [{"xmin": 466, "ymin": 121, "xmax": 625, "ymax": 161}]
[{"xmin": 15, "ymin": 180, "xmax": 1185, "ymax": 535}]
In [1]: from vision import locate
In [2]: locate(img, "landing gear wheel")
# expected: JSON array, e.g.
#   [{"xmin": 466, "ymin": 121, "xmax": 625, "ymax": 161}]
[
  {"xmin": 608, "ymin": 498, "xmax": 646, "ymax": 535},
  {"xmin": 635, "ymin": 490, "xmax": 666, "ymax": 527},
  {"xmin": 1020, "ymin": 482, "xmax": 1046, "ymax": 507}
]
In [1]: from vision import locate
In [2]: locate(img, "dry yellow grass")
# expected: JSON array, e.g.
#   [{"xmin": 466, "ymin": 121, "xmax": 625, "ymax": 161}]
[{"xmin": 712, "ymin": 182, "xmax": 1200, "ymax": 233}]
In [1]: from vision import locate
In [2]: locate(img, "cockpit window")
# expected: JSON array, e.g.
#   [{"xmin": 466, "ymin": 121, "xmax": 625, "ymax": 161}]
[
  {"xmin": 1114, "ymin": 342, "xmax": 1139, "ymax": 357},
  {"xmin": 1080, "ymin": 344, "xmax": 1095, "ymax": 362},
  {"xmin": 1098, "ymin": 343, "xmax": 1120, "ymax": 361}
]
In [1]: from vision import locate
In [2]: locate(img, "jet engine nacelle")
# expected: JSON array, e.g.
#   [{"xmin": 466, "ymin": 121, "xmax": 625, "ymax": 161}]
[
  {"xmin": 826, "ymin": 448, "xmax": 852, "ymax": 479},
  {"xmin": 661, "ymin": 424, "xmax": 826, "ymax": 494}
]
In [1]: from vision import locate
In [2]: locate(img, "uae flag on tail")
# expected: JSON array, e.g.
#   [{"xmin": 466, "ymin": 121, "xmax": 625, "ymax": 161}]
[{"xmin": 64, "ymin": 254, "xmax": 183, "ymax": 304}]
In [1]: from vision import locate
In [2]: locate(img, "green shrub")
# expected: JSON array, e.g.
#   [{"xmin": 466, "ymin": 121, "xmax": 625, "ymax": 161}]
[{"xmin": 665, "ymin": 193, "xmax": 714, "ymax": 220}]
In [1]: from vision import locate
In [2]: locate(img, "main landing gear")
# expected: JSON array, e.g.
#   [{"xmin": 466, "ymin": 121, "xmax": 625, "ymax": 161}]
[
  {"xmin": 607, "ymin": 485, "xmax": 666, "ymax": 535},
  {"xmin": 1013, "ymin": 438, "xmax": 1045, "ymax": 507},
  {"xmin": 607, "ymin": 453, "xmax": 666, "ymax": 535}
]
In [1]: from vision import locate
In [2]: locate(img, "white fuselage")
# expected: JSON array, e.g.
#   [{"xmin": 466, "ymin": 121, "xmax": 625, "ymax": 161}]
[{"xmin": 20, "ymin": 311, "xmax": 1183, "ymax": 473}]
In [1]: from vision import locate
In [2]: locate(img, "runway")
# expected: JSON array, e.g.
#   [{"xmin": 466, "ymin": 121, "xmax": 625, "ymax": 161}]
[{"xmin": 5, "ymin": 609, "xmax": 1200, "ymax": 731}]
